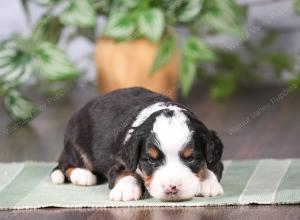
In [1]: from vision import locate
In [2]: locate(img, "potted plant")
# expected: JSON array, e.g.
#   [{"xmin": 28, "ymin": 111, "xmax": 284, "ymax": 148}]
[
  {"xmin": 94, "ymin": 0, "xmax": 247, "ymax": 99},
  {"xmin": 6, "ymin": 0, "xmax": 300, "ymax": 121},
  {"xmin": 0, "ymin": 0, "xmax": 247, "ymax": 120}
]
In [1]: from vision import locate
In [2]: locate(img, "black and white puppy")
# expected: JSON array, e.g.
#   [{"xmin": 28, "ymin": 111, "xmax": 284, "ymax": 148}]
[{"xmin": 50, "ymin": 87, "xmax": 224, "ymax": 201}]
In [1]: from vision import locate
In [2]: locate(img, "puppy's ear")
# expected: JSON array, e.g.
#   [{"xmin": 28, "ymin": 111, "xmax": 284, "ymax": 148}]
[
  {"xmin": 119, "ymin": 130, "xmax": 144, "ymax": 172},
  {"xmin": 205, "ymin": 130, "xmax": 224, "ymax": 167},
  {"xmin": 119, "ymin": 110, "xmax": 163, "ymax": 171}
]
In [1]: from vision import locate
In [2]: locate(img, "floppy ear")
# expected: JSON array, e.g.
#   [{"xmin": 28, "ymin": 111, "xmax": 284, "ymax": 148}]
[
  {"xmin": 119, "ymin": 130, "xmax": 144, "ymax": 172},
  {"xmin": 205, "ymin": 130, "xmax": 224, "ymax": 168},
  {"xmin": 185, "ymin": 112, "xmax": 223, "ymax": 167},
  {"xmin": 118, "ymin": 110, "xmax": 164, "ymax": 171}
]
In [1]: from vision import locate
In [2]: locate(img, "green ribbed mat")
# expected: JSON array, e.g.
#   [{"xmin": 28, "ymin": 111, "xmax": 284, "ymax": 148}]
[{"xmin": 0, "ymin": 159, "xmax": 299, "ymax": 210}]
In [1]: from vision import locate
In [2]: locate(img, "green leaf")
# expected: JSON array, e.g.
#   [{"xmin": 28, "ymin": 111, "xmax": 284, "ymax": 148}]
[
  {"xmin": 31, "ymin": 0, "xmax": 61, "ymax": 6},
  {"xmin": 0, "ymin": 41, "xmax": 32, "ymax": 91},
  {"xmin": 203, "ymin": 0, "xmax": 246, "ymax": 39},
  {"xmin": 210, "ymin": 73, "xmax": 237, "ymax": 99},
  {"xmin": 21, "ymin": 0, "xmax": 31, "ymax": 22},
  {"xmin": 108, "ymin": 0, "xmax": 136, "ymax": 15},
  {"xmin": 34, "ymin": 42, "xmax": 79, "ymax": 81},
  {"xmin": 179, "ymin": 57, "xmax": 197, "ymax": 98},
  {"xmin": 103, "ymin": 13, "xmax": 135, "ymax": 40},
  {"xmin": 121, "ymin": 0, "xmax": 139, "ymax": 8},
  {"xmin": 93, "ymin": 0, "xmax": 111, "ymax": 15},
  {"xmin": 266, "ymin": 52, "xmax": 293, "ymax": 75},
  {"xmin": 294, "ymin": 0, "xmax": 300, "ymax": 14},
  {"xmin": 138, "ymin": 8, "xmax": 165, "ymax": 42},
  {"xmin": 213, "ymin": 48, "xmax": 244, "ymax": 70},
  {"xmin": 32, "ymin": 16, "xmax": 63, "ymax": 43},
  {"xmin": 260, "ymin": 31, "xmax": 278, "ymax": 47},
  {"xmin": 4, "ymin": 90, "xmax": 38, "ymax": 121},
  {"xmin": 60, "ymin": 0, "xmax": 97, "ymax": 28},
  {"xmin": 150, "ymin": 35, "xmax": 176, "ymax": 74},
  {"xmin": 287, "ymin": 75, "xmax": 300, "ymax": 90},
  {"xmin": 183, "ymin": 37, "xmax": 216, "ymax": 62},
  {"xmin": 65, "ymin": 26, "xmax": 96, "ymax": 44},
  {"xmin": 176, "ymin": 0, "xmax": 203, "ymax": 22}
]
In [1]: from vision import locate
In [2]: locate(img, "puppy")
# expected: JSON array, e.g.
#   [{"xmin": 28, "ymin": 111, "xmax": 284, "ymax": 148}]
[{"xmin": 50, "ymin": 87, "xmax": 224, "ymax": 201}]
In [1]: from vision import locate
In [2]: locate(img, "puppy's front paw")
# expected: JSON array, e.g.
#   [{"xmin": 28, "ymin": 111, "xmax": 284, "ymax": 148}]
[
  {"xmin": 196, "ymin": 170, "xmax": 223, "ymax": 197},
  {"xmin": 109, "ymin": 176, "xmax": 142, "ymax": 201},
  {"xmin": 70, "ymin": 168, "xmax": 97, "ymax": 186},
  {"xmin": 197, "ymin": 179, "xmax": 223, "ymax": 197}
]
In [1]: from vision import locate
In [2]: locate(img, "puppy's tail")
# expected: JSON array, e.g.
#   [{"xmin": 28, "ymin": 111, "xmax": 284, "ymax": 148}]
[{"xmin": 50, "ymin": 166, "xmax": 65, "ymax": 184}]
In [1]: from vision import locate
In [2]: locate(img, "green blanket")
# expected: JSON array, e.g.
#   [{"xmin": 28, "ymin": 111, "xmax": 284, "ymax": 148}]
[{"xmin": 0, "ymin": 159, "xmax": 299, "ymax": 210}]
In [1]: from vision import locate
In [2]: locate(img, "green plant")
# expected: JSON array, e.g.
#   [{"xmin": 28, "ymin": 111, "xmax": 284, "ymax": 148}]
[
  {"xmin": 196, "ymin": 0, "xmax": 300, "ymax": 100},
  {"xmin": 0, "ymin": 35, "xmax": 79, "ymax": 120},
  {"xmin": 1, "ymin": 0, "xmax": 246, "ymax": 120},
  {"xmin": 100, "ymin": 0, "xmax": 247, "ymax": 97},
  {"xmin": 2, "ymin": 0, "xmax": 299, "ymax": 121},
  {"xmin": 198, "ymin": 31, "xmax": 298, "ymax": 99}
]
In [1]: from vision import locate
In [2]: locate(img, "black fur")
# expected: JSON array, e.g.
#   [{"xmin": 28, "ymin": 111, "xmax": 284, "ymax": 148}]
[
  {"xmin": 184, "ymin": 111, "xmax": 224, "ymax": 180},
  {"xmin": 139, "ymin": 135, "xmax": 166, "ymax": 178},
  {"xmin": 179, "ymin": 139, "xmax": 206, "ymax": 174},
  {"xmin": 54, "ymin": 87, "xmax": 224, "ymax": 187}
]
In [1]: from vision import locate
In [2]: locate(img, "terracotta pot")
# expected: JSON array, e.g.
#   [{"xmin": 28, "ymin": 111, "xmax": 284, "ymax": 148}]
[{"xmin": 94, "ymin": 38, "xmax": 179, "ymax": 100}]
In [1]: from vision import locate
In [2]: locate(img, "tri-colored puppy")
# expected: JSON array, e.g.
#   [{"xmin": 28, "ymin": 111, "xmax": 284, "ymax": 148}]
[{"xmin": 50, "ymin": 87, "xmax": 224, "ymax": 201}]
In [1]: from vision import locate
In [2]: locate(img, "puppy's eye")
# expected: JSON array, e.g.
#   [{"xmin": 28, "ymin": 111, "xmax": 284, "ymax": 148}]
[
  {"xmin": 148, "ymin": 157, "xmax": 157, "ymax": 164},
  {"xmin": 185, "ymin": 156, "xmax": 195, "ymax": 163}
]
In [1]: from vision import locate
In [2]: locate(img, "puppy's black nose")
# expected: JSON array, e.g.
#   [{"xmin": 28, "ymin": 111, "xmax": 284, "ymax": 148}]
[{"xmin": 165, "ymin": 185, "xmax": 178, "ymax": 195}]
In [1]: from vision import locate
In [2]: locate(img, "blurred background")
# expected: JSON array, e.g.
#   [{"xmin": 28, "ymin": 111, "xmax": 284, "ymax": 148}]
[{"xmin": 0, "ymin": 0, "xmax": 300, "ymax": 162}]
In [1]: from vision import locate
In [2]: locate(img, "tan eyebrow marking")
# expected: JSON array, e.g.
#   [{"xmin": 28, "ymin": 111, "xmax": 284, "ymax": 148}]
[
  {"xmin": 182, "ymin": 146, "xmax": 193, "ymax": 158},
  {"xmin": 148, "ymin": 146, "xmax": 159, "ymax": 159}
]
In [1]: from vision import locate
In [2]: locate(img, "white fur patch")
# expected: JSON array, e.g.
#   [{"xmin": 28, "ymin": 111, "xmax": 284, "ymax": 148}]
[
  {"xmin": 152, "ymin": 110, "xmax": 192, "ymax": 155},
  {"xmin": 50, "ymin": 169, "xmax": 65, "ymax": 184},
  {"xmin": 145, "ymin": 109, "xmax": 197, "ymax": 201},
  {"xmin": 148, "ymin": 158, "xmax": 200, "ymax": 201},
  {"xmin": 124, "ymin": 102, "xmax": 185, "ymax": 143},
  {"xmin": 196, "ymin": 169, "xmax": 223, "ymax": 197},
  {"xmin": 69, "ymin": 168, "xmax": 97, "ymax": 186},
  {"xmin": 109, "ymin": 176, "xmax": 142, "ymax": 201}
]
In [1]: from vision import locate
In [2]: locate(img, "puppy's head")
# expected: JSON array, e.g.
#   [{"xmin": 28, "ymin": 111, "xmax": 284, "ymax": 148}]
[{"xmin": 120, "ymin": 108, "xmax": 223, "ymax": 201}]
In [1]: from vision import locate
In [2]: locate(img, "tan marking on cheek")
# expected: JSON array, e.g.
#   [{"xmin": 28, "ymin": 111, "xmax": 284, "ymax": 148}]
[
  {"xmin": 196, "ymin": 163, "xmax": 208, "ymax": 181},
  {"xmin": 182, "ymin": 146, "xmax": 193, "ymax": 158},
  {"xmin": 148, "ymin": 146, "xmax": 159, "ymax": 159},
  {"xmin": 143, "ymin": 174, "xmax": 153, "ymax": 188}
]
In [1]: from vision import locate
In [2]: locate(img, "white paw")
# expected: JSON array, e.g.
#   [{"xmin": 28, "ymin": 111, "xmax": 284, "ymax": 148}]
[
  {"xmin": 50, "ymin": 169, "xmax": 65, "ymax": 184},
  {"xmin": 109, "ymin": 176, "xmax": 142, "ymax": 201},
  {"xmin": 196, "ymin": 170, "xmax": 223, "ymax": 197},
  {"xmin": 70, "ymin": 168, "xmax": 97, "ymax": 186}
]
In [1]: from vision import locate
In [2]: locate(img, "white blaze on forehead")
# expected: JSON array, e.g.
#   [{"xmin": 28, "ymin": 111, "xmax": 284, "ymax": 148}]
[
  {"xmin": 134, "ymin": 107, "xmax": 199, "ymax": 201},
  {"xmin": 152, "ymin": 110, "xmax": 192, "ymax": 154},
  {"xmin": 124, "ymin": 102, "xmax": 185, "ymax": 143},
  {"xmin": 148, "ymin": 112, "xmax": 197, "ymax": 201},
  {"xmin": 131, "ymin": 102, "xmax": 184, "ymax": 127}
]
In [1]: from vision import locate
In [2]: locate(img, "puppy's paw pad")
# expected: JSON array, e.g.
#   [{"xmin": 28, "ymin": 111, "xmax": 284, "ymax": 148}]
[
  {"xmin": 109, "ymin": 176, "xmax": 142, "ymax": 201},
  {"xmin": 70, "ymin": 168, "xmax": 97, "ymax": 186},
  {"xmin": 198, "ymin": 179, "xmax": 223, "ymax": 197}
]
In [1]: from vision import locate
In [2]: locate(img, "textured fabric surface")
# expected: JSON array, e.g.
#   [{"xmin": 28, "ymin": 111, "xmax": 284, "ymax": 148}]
[{"xmin": 0, "ymin": 159, "xmax": 299, "ymax": 210}]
